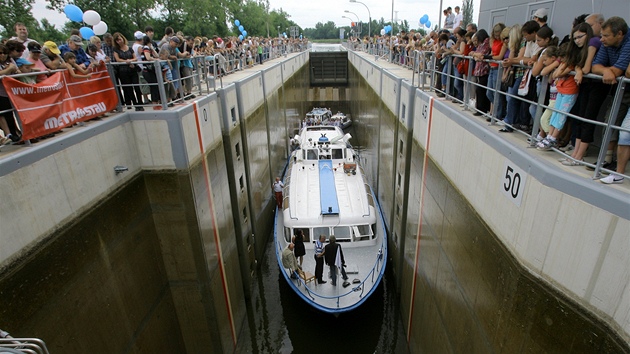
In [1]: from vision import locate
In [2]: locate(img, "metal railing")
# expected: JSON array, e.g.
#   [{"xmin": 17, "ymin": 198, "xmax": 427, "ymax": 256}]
[
  {"xmin": 0, "ymin": 333, "xmax": 50, "ymax": 354},
  {"xmin": 0, "ymin": 42, "xmax": 308, "ymax": 145},
  {"xmin": 347, "ymin": 42, "xmax": 630, "ymax": 182},
  {"xmin": 274, "ymin": 225, "xmax": 385, "ymax": 309}
]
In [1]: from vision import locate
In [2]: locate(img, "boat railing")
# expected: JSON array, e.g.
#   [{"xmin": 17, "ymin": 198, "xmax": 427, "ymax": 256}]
[
  {"xmin": 276, "ymin": 235, "xmax": 386, "ymax": 309},
  {"xmin": 0, "ymin": 336, "xmax": 50, "ymax": 354}
]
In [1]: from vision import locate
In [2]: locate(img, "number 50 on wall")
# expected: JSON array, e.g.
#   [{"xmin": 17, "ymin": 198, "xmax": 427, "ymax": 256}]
[{"xmin": 501, "ymin": 160, "xmax": 527, "ymax": 207}]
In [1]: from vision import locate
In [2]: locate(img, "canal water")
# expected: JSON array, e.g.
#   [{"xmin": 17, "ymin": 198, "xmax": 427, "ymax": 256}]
[{"xmin": 236, "ymin": 228, "xmax": 409, "ymax": 354}]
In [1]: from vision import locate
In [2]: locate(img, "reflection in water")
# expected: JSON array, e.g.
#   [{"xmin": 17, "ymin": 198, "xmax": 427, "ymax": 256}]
[{"xmin": 238, "ymin": 231, "xmax": 409, "ymax": 353}]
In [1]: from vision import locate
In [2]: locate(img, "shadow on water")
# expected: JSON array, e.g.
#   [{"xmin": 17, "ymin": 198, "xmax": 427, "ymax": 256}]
[{"xmin": 238, "ymin": 229, "xmax": 409, "ymax": 354}]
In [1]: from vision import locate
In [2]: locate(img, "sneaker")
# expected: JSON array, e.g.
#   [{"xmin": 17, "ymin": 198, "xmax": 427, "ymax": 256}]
[
  {"xmin": 586, "ymin": 160, "xmax": 617, "ymax": 171},
  {"xmin": 559, "ymin": 143, "xmax": 574, "ymax": 152},
  {"xmin": 0, "ymin": 136, "xmax": 11, "ymax": 145},
  {"xmin": 599, "ymin": 174, "xmax": 624, "ymax": 184},
  {"xmin": 561, "ymin": 159, "xmax": 583, "ymax": 166},
  {"xmin": 537, "ymin": 138, "xmax": 557, "ymax": 151}
]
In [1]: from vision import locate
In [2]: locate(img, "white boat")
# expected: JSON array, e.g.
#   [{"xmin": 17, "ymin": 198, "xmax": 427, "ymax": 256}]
[
  {"xmin": 326, "ymin": 111, "xmax": 352, "ymax": 130},
  {"xmin": 274, "ymin": 124, "xmax": 387, "ymax": 314},
  {"xmin": 303, "ymin": 107, "xmax": 332, "ymax": 126}
]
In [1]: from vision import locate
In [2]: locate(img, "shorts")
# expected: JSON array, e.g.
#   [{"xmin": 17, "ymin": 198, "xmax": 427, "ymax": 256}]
[{"xmin": 619, "ymin": 110, "xmax": 630, "ymax": 145}]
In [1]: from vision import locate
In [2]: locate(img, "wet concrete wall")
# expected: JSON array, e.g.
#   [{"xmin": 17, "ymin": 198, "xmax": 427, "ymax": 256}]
[
  {"xmin": 0, "ymin": 176, "xmax": 185, "ymax": 353},
  {"xmin": 347, "ymin": 53, "xmax": 630, "ymax": 352}
]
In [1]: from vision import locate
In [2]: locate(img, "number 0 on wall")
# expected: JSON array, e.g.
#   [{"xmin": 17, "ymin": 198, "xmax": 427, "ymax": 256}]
[{"xmin": 501, "ymin": 160, "xmax": 527, "ymax": 207}]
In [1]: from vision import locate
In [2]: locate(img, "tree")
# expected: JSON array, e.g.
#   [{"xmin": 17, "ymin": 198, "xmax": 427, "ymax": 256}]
[
  {"xmin": 462, "ymin": 0, "xmax": 474, "ymax": 28},
  {"xmin": 0, "ymin": 0, "xmax": 37, "ymax": 38}
]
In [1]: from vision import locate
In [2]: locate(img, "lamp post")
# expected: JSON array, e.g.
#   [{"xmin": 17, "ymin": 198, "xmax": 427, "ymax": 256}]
[
  {"xmin": 344, "ymin": 10, "xmax": 360, "ymax": 36},
  {"xmin": 349, "ymin": 0, "xmax": 371, "ymax": 37}
]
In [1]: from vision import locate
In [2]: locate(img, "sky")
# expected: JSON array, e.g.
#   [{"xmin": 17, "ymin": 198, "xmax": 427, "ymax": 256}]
[{"xmin": 30, "ymin": 0, "xmax": 479, "ymax": 34}]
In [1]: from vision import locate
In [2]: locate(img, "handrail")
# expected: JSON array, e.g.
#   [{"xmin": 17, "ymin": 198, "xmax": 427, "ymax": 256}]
[{"xmin": 0, "ymin": 337, "xmax": 50, "ymax": 354}]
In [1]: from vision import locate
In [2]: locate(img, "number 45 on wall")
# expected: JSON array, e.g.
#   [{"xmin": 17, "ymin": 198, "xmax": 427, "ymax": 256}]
[{"xmin": 501, "ymin": 160, "xmax": 527, "ymax": 207}]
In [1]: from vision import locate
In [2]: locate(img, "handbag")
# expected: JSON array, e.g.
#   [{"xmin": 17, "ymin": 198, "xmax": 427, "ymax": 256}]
[
  {"xmin": 518, "ymin": 69, "xmax": 532, "ymax": 96},
  {"xmin": 502, "ymin": 68, "xmax": 515, "ymax": 88}
]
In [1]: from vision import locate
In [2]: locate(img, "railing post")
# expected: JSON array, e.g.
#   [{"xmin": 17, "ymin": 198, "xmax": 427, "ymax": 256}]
[
  {"xmin": 592, "ymin": 79, "xmax": 626, "ymax": 178},
  {"xmin": 154, "ymin": 60, "xmax": 168, "ymax": 110},
  {"xmin": 194, "ymin": 56, "xmax": 202, "ymax": 95}
]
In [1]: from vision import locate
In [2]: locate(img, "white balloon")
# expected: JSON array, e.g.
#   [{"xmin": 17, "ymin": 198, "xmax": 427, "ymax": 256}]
[
  {"xmin": 93, "ymin": 21, "xmax": 108, "ymax": 35},
  {"xmin": 380, "ymin": 29, "xmax": 385, "ymax": 35},
  {"xmin": 83, "ymin": 10, "xmax": 101, "ymax": 26}
]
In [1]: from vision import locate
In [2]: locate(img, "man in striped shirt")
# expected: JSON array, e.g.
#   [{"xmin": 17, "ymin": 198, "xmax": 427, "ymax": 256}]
[{"xmin": 314, "ymin": 235, "xmax": 326, "ymax": 284}]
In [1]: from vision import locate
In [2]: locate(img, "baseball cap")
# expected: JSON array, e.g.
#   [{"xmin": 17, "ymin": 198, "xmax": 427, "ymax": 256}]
[
  {"xmin": 533, "ymin": 8, "xmax": 548, "ymax": 19},
  {"xmin": 43, "ymin": 41, "xmax": 61, "ymax": 55},
  {"xmin": 15, "ymin": 58, "xmax": 34, "ymax": 67},
  {"xmin": 170, "ymin": 36, "xmax": 181, "ymax": 44},
  {"xmin": 70, "ymin": 35, "xmax": 83, "ymax": 46},
  {"xmin": 134, "ymin": 31, "xmax": 145, "ymax": 40},
  {"xmin": 27, "ymin": 42, "xmax": 42, "ymax": 53}
]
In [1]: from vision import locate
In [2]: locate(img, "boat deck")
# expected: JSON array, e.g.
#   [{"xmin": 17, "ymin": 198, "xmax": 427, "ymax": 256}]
[{"xmin": 274, "ymin": 209, "xmax": 385, "ymax": 313}]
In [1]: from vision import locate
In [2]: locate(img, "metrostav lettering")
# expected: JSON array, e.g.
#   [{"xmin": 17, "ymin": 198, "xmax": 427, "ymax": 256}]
[{"xmin": 44, "ymin": 102, "xmax": 107, "ymax": 129}]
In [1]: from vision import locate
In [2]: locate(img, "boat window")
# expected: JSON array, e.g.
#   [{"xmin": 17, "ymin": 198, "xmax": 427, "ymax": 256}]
[
  {"xmin": 357, "ymin": 225, "xmax": 372, "ymax": 237},
  {"xmin": 333, "ymin": 226, "xmax": 351, "ymax": 241},
  {"xmin": 307, "ymin": 149, "xmax": 318, "ymax": 160},
  {"xmin": 371, "ymin": 224, "xmax": 376, "ymax": 239},
  {"xmin": 332, "ymin": 149, "xmax": 343, "ymax": 159},
  {"xmin": 313, "ymin": 227, "xmax": 330, "ymax": 239},
  {"xmin": 293, "ymin": 228, "xmax": 311, "ymax": 243},
  {"xmin": 284, "ymin": 227, "xmax": 292, "ymax": 243}
]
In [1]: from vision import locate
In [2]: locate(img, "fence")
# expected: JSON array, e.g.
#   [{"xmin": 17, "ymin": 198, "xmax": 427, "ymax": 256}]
[
  {"xmin": 348, "ymin": 41, "xmax": 630, "ymax": 182},
  {"xmin": 0, "ymin": 41, "xmax": 308, "ymax": 145}
]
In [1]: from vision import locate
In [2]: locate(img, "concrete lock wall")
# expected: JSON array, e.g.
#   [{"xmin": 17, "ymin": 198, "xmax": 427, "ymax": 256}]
[
  {"xmin": 347, "ymin": 52, "xmax": 630, "ymax": 352},
  {"xmin": 0, "ymin": 52, "xmax": 309, "ymax": 353}
]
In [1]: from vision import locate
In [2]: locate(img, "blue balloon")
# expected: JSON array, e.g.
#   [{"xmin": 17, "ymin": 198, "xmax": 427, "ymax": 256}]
[
  {"xmin": 242, "ymin": 30, "xmax": 247, "ymax": 37},
  {"xmin": 239, "ymin": 25, "xmax": 244, "ymax": 32},
  {"xmin": 425, "ymin": 20, "xmax": 431, "ymax": 28},
  {"xmin": 238, "ymin": 34, "xmax": 243, "ymax": 41},
  {"xmin": 234, "ymin": 19, "xmax": 240, "ymax": 26},
  {"xmin": 79, "ymin": 26, "xmax": 95, "ymax": 39},
  {"xmin": 64, "ymin": 4, "xmax": 83, "ymax": 22}
]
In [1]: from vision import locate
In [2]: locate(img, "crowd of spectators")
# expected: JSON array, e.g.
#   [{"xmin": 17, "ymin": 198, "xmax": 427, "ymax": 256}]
[
  {"xmin": 0, "ymin": 22, "xmax": 309, "ymax": 145},
  {"xmin": 350, "ymin": 9, "xmax": 630, "ymax": 186}
]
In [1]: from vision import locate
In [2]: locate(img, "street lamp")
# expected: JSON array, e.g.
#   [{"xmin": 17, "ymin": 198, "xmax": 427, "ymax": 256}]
[
  {"xmin": 349, "ymin": 0, "xmax": 371, "ymax": 37},
  {"xmin": 344, "ymin": 10, "xmax": 360, "ymax": 36}
]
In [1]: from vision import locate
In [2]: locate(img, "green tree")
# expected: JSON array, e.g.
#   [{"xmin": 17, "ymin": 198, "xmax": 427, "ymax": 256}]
[
  {"xmin": 0, "ymin": 0, "xmax": 37, "ymax": 38},
  {"xmin": 462, "ymin": 0, "xmax": 474, "ymax": 28}
]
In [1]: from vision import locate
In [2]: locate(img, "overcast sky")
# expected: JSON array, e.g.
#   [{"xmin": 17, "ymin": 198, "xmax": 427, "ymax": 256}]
[{"xmin": 30, "ymin": 0, "xmax": 479, "ymax": 34}]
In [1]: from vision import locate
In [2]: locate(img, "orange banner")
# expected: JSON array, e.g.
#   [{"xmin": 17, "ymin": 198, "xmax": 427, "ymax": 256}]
[{"xmin": 3, "ymin": 62, "xmax": 118, "ymax": 141}]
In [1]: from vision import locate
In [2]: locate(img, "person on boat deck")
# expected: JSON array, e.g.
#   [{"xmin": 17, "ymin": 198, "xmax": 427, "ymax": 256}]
[
  {"xmin": 314, "ymin": 235, "xmax": 327, "ymax": 284},
  {"xmin": 273, "ymin": 177, "xmax": 284, "ymax": 208},
  {"xmin": 324, "ymin": 236, "xmax": 348, "ymax": 286},
  {"xmin": 282, "ymin": 243, "xmax": 302, "ymax": 279},
  {"xmin": 292, "ymin": 229, "xmax": 306, "ymax": 267}
]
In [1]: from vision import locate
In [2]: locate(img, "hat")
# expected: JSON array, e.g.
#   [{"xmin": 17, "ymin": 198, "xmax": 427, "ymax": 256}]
[
  {"xmin": 134, "ymin": 31, "xmax": 145, "ymax": 40},
  {"xmin": 170, "ymin": 36, "xmax": 180, "ymax": 44},
  {"xmin": 27, "ymin": 42, "xmax": 42, "ymax": 53},
  {"xmin": 533, "ymin": 8, "xmax": 548, "ymax": 19},
  {"xmin": 70, "ymin": 35, "xmax": 83, "ymax": 46},
  {"xmin": 216, "ymin": 37, "xmax": 223, "ymax": 43},
  {"xmin": 15, "ymin": 58, "xmax": 34, "ymax": 67},
  {"xmin": 43, "ymin": 41, "xmax": 61, "ymax": 55}
]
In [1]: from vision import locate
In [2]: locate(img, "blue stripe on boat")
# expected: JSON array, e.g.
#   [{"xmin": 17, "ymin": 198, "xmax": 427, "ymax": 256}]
[{"xmin": 319, "ymin": 160, "xmax": 339, "ymax": 215}]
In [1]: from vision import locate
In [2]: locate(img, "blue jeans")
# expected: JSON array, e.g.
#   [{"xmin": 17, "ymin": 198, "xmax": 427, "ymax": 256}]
[
  {"xmin": 504, "ymin": 76, "xmax": 523, "ymax": 125},
  {"xmin": 453, "ymin": 67, "xmax": 463, "ymax": 100},
  {"xmin": 486, "ymin": 67, "xmax": 499, "ymax": 103}
]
